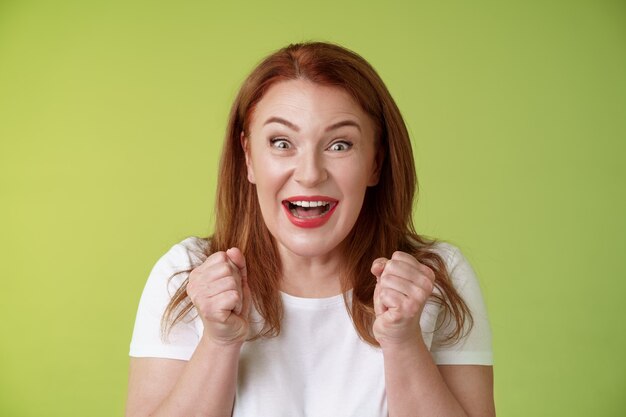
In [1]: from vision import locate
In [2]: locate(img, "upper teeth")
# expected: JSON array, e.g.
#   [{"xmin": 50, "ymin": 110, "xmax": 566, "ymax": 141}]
[{"xmin": 291, "ymin": 201, "xmax": 329, "ymax": 207}]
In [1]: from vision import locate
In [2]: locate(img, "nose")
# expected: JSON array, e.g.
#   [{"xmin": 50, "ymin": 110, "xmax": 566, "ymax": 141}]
[{"xmin": 293, "ymin": 150, "xmax": 328, "ymax": 187}]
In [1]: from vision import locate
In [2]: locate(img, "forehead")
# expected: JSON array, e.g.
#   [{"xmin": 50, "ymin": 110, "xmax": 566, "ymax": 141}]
[{"xmin": 249, "ymin": 79, "xmax": 371, "ymax": 128}]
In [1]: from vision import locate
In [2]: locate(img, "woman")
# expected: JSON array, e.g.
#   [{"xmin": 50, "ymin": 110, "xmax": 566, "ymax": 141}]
[{"xmin": 126, "ymin": 42, "xmax": 494, "ymax": 417}]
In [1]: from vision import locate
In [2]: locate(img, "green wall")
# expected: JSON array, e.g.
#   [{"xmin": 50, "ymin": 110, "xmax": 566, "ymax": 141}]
[{"xmin": 1, "ymin": 0, "xmax": 624, "ymax": 415}]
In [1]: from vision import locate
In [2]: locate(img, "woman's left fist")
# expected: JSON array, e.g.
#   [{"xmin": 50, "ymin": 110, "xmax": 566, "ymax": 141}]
[{"xmin": 371, "ymin": 251, "xmax": 436, "ymax": 348}]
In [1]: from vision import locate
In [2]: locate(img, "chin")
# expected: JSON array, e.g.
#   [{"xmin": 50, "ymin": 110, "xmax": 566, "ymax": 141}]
[{"xmin": 277, "ymin": 236, "xmax": 341, "ymax": 259}]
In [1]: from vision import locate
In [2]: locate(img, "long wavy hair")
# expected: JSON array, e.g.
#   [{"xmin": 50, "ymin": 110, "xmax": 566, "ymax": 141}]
[{"xmin": 163, "ymin": 41, "xmax": 472, "ymax": 345}]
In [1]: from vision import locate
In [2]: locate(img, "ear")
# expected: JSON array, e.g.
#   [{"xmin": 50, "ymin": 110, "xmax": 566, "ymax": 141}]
[
  {"xmin": 240, "ymin": 131, "xmax": 256, "ymax": 184},
  {"xmin": 367, "ymin": 143, "xmax": 385, "ymax": 186}
]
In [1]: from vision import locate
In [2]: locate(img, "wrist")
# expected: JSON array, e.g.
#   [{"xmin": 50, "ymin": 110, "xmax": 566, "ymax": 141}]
[
  {"xmin": 379, "ymin": 332, "xmax": 425, "ymax": 354},
  {"xmin": 200, "ymin": 334, "xmax": 245, "ymax": 351}
]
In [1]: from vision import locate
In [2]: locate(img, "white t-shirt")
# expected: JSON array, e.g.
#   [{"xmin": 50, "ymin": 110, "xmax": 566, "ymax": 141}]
[{"xmin": 129, "ymin": 237, "xmax": 493, "ymax": 417}]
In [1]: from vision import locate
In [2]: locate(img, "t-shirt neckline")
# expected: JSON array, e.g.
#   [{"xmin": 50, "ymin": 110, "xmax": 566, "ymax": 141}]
[{"xmin": 279, "ymin": 289, "xmax": 353, "ymax": 308}]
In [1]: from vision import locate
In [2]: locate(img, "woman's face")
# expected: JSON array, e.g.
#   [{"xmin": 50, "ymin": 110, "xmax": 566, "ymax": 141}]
[{"xmin": 243, "ymin": 79, "xmax": 381, "ymax": 260}]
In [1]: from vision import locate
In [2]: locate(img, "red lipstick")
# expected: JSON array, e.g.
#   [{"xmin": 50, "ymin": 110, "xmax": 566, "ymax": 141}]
[{"xmin": 282, "ymin": 196, "xmax": 339, "ymax": 228}]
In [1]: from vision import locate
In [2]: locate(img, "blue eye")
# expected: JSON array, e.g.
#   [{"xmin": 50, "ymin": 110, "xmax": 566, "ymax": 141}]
[
  {"xmin": 328, "ymin": 141, "xmax": 352, "ymax": 152},
  {"xmin": 270, "ymin": 138, "xmax": 291, "ymax": 149}
]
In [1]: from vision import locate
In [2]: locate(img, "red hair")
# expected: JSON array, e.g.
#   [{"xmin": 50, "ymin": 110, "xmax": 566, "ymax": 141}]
[{"xmin": 163, "ymin": 42, "xmax": 472, "ymax": 345}]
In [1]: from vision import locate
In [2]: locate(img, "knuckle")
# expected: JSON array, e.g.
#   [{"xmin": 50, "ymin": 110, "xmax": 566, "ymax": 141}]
[
  {"xmin": 223, "ymin": 279, "xmax": 238, "ymax": 292},
  {"xmin": 225, "ymin": 290, "xmax": 241, "ymax": 304},
  {"xmin": 214, "ymin": 263, "xmax": 232, "ymax": 277},
  {"xmin": 415, "ymin": 288, "xmax": 430, "ymax": 304},
  {"xmin": 406, "ymin": 301, "xmax": 420, "ymax": 316},
  {"xmin": 191, "ymin": 297, "xmax": 207, "ymax": 312},
  {"xmin": 418, "ymin": 263, "xmax": 434, "ymax": 279},
  {"xmin": 186, "ymin": 284, "xmax": 195, "ymax": 298},
  {"xmin": 213, "ymin": 311, "xmax": 230, "ymax": 324},
  {"xmin": 422, "ymin": 279, "xmax": 434, "ymax": 294},
  {"xmin": 188, "ymin": 268, "xmax": 200, "ymax": 281},
  {"xmin": 381, "ymin": 263, "xmax": 397, "ymax": 277},
  {"xmin": 379, "ymin": 287, "xmax": 391, "ymax": 298},
  {"xmin": 379, "ymin": 274, "xmax": 389, "ymax": 285},
  {"xmin": 211, "ymin": 251, "xmax": 229, "ymax": 263},
  {"xmin": 427, "ymin": 270, "xmax": 436, "ymax": 282}
]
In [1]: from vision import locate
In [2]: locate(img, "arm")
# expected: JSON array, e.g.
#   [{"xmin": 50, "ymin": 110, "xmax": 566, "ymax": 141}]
[
  {"xmin": 438, "ymin": 365, "xmax": 495, "ymax": 416},
  {"xmin": 371, "ymin": 252, "xmax": 495, "ymax": 417},
  {"xmin": 126, "ymin": 248, "xmax": 251, "ymax": 417},
  {"xmin": 382, "ymin": 336, "xmax": 494, "ymax": 417},
  {"xmin": 125, "ymin": 338, "xmax": 242, "ymax": 417}
]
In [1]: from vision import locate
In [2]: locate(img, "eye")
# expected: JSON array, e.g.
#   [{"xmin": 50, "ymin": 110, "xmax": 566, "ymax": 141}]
[
  {"xmin": 328, "ymin": 141, "xmax": 352, "ymax": 152},
  {"xmin": 270, "ymin": 138, "xmax": 291, "ymax": 150}
]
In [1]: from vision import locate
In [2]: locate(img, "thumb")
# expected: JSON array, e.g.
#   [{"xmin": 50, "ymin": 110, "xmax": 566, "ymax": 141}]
[
  {"xmin": 373, "ymin": 283, "xmax": 385, "ymax": 317},
  {"xmin": 370, "ymin": 257, "xmax": 388, "ymax": 282},
  {"xmin": 226, "ymin": 247, "xmax": 250, "ymax": 317},
  {"xmin": 240, "ymin": 277, "xmax": 252, "ymax": 318},
  {"xmin": 371, "ymin": 257, "xmax": 388, "ymax": 317},
  {"xmin": 226, "ymin": 247, "xmax": 248, "ymax": 281}
]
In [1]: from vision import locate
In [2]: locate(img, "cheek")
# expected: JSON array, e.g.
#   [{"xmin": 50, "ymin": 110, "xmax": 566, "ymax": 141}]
[
  {"xmin": 343, "ymin": 164, "xmax": 374, "ymax": 192},
  {"xmin": 252, "ymin": 161, "xmax": 288, "ymax": 196}
]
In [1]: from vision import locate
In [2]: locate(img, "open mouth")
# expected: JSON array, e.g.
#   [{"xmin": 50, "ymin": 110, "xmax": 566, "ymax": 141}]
[{"xmin": 283, "ymin": 200, "xmax": 338, "ymax": 219}]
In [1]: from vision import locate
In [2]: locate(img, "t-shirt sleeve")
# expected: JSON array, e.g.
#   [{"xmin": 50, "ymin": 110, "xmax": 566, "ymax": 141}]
[
  {"xmin": 129, "ymin": 237, "xmax": 208, "ymax": 360},
  {"xmin": 429, "ymin": 244, "xmax": 493, "ymax": 365}
]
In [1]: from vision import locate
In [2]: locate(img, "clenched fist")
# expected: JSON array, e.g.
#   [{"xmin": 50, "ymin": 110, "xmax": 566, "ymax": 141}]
[
  {"xmin": 371, "ymin": 251, "xmax": 436, "ymax": 348},
  {"xmin": 186, "ymin": 247, "xmax": 251, "ymax": 345}
]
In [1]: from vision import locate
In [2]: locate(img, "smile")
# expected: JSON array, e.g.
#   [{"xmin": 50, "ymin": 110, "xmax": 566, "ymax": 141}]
[{"xmin": 282, "ymin": 196, "xmax": 339, "ymax": 228}]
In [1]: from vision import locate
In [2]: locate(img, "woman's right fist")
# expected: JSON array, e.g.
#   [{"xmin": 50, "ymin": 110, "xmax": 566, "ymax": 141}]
[{"xmin": 186, "ymin": 247, "xmax": 251, "ymax": 345}]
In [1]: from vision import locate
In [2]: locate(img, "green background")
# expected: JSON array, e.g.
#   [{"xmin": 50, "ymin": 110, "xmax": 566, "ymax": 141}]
[{"xmin": 1, "ymin": 0, "xmax": 624, "ymax": 415}]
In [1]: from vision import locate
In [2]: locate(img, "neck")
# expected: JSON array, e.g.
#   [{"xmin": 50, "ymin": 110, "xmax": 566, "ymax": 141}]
[{"xmin": 278, "ymin": 246, "xmax": 344, "ymax": 298}]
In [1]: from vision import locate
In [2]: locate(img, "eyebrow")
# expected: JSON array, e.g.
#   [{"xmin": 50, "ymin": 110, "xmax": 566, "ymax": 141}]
[
  {"xmin": 263, "ymin": 117, "xmax": 362, "ymax": 133},
  {"xmin": 325, "ymin": 120, "xmax": 361, "ymax": 133}
]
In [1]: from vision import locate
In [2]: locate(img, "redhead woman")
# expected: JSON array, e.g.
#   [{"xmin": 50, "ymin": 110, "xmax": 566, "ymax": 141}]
[{"xmin": 126, "ymin": 42, "xmax": 495, "ymax": 417}]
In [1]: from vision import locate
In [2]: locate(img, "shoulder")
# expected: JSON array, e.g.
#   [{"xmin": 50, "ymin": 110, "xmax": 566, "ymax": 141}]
[
  {"xmin": 159, "ymin": 236, "xmax": 210, "ymax": 269},
  {"xmin": 427, "ymin": 241, "xmax": 458, "ymax": 264},
  {"xmin": 130, "ymin": 237, "xmax": 208, "ymax": 359},
  {"xmin": 427, "ymin": 241, "xmax": 477, "ymax": 293},
  {"xmin": 426, "ymin": 241, "xmax": 493, "ymax": 364},
  {"xmin": 147, "ymin": 236, "xmax": 210, "ymax": 295}
]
